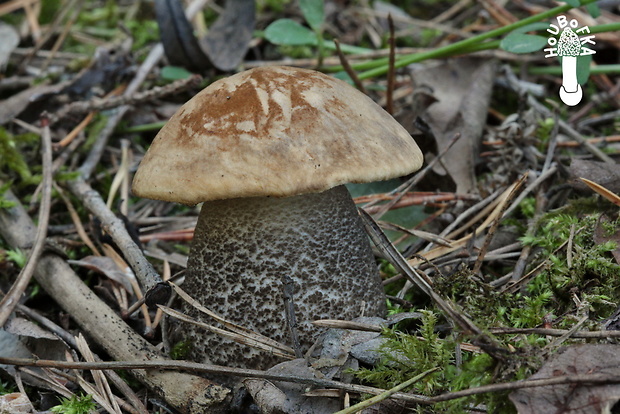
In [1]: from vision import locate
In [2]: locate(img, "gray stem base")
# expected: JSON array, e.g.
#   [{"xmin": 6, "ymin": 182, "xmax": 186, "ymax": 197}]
[{"xmin": 178, "ymin": 185, "xmax": 386, "ymax": 369}]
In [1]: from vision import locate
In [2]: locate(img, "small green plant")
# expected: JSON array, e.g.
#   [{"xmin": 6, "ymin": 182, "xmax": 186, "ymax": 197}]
[
  {"xmin": 356, "ymin": 311, "xmax": 454, "ymax": 393},
  {"xmin": 0, "ymin": 380, "xmax": 16, "ymax": 394},
  {"xmin": 262, "ymin": 0, "xmax": 370, "ymax": 58},
  {"xmin": 0, "ymin": 181, "xmax": 16, "ymax": 210},
  {"xmin": 6, "ymin": 248, "xmax": 27, "ymax": 269},
  {"xmin": 50, "ymin": 394, "xmax": 97, "ymax": 414},
  {"xmin": 0, "ymin": 128, "xmax": 40, "ymax": 186}
]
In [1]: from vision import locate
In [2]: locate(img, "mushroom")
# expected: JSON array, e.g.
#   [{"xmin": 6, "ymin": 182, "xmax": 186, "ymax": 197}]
[
  {"xmin": 557, "ymin": 26, "xmax": 583, "ymax": 106},
  {"xmin": 132, "ymin": 66, "xmax": 423, "ymax": 369}
]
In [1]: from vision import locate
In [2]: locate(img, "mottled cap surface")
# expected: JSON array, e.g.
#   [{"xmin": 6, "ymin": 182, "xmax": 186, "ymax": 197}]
[{"xmin": 132, "ymin": 66, "xmax": 423, "ymax": 205}]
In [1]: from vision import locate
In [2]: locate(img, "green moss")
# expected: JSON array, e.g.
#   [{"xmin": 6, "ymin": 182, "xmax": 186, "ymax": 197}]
[
  {"xmin": 0, "ymin": 128, "xmax": 40, "ymax": 186},
  {"xmin": 50, "ymin": 394, "xmax": 97, "ymax": 414},
  {"xmin": 356, "ymin": 202, "xmax": 620, "ymax": 411},
  {"xmin": 170, "ymin": 340, "xmax": 192, "ymax": 360}
]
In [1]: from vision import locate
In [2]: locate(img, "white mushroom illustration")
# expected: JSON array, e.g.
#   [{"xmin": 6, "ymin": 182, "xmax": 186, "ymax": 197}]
[{"xmin": 557, "ymin": 26, "xmax": 583, "ymax": 106}]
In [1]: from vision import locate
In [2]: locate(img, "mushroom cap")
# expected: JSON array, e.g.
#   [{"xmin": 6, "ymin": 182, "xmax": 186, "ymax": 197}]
[
  {"xmin": 557, "ymin": 27, "xmax": 581, "ymax": 57},
  {"xmin": 132, "ymin": 66, "xmax": 423, "ymax": 205}
]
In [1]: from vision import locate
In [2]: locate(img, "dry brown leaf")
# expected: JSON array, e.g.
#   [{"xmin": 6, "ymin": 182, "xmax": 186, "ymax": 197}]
[
  {"xmin": 67, "ymin": 256, "xmax": 134, "ymax": 292},
  {"xmin": 569, "ymin": 159, "xmax": 620, "ymax": 195},
  {"xmin": 4, "ymin": 317, "xmax": 58, "ymax": 340},
  {"xmin": 0, "ymin": 393, "xmax": 32, "ymax": 413},
  {"xmin": 510, "ymin": 344, "xmax": 620, "ymax": 413},
  {"xmin": 410, "ymin": 57, "xmax": 497, "ymax": 194},
  {"xmin": 579, "ymin": 178, "xmax": 620, "ymax": 207},
  {"xmin": 244, "ymin": 359, "xmax": 341, "ymax": 414}
]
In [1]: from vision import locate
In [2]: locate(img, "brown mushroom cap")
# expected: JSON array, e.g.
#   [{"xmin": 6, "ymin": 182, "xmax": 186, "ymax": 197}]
[{"xmin": 132, "ymin": 66, "xmax": 423, "ymax": 205}]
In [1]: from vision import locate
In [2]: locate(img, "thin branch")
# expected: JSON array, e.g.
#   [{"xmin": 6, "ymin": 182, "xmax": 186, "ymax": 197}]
[
  {"xmin": 50, "ymin": 75, "xmax": 202, "ymax": 125},
  {"xmin": 3, "ymin": 357, "xmax": 620, "ymax": 405},
  {"xmin": 385, "ymin": 14, "xmax": 396, "ymax": 115},
  {"xmin": 0, "ymin": 114, "xmax": 53, "ymax": 326},
  {"xmin": 334, "ymin": 39, "xmax": 367, "ymax": 94},
  {"xmin": 0, "ymin": 356, "xmax": 430, "ymax": 404},
  {"xmin": 66, "ymin": 177, "xmax": 161, "ymax": 291}
]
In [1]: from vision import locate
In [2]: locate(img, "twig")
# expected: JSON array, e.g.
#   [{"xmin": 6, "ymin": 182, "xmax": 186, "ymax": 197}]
[
  {"xmin": 426, "ymin": 372, "xmax": 620, "ymax": 403},
  {"xmin": 488, "ymin": 327, "xmax": 620, "ymax": 338},
  {"xmin": 334, "ymin": 368, "xmax": 440, "ymax": 414},
  {"xmin": 436, "ymin": 188, "xmax": 502, "ymax": 240},
  {"xmin": 527, "ymin": 95, "xmax": 614, "ymax": 164},
  {"xmin": 503, "ymin": 164, "xmax": 557, "ymax": 218},
  {"xmin": 359, "ymin": 209, "xmax": 509, "ymax": 359},
  {"xmin": 0, "ymin": 189, "xmax": 230, "ymax": 412},
  {"xmin": 50, "ymin": 75, "xmax": 203, "ymax": 125},
  {"xmin": 334, "ymin": 39, "xmax": 366, "ymax": 94},
  {"xmin": 0, "ymin": 115, "xmax": 52, "ymax": 327},
  {"xmin": 385, "ymin": 14, "xmax": 396, "ymax": 115},
  {"xmin": 472, "ymin": 173, "xmax": 526, "ymax": 275},
  {"xmin": 0, "ymin": 356, "xmax": 430, "ymax": 404},
  {"xmin": 66, "ymin": 177, "xmax": 161, "ymax": 291},
  {"xmin": 4, "ymin": 356, "xmax": 620, "ymax": 405}
]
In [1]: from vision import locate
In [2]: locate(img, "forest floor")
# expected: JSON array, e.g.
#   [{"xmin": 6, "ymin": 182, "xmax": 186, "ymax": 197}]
[{"xmin": 1, "ymin": 0, "xmax": 620, "ymax": 413}]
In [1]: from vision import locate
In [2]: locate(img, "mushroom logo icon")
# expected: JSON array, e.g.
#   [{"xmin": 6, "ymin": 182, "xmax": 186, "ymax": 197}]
[{"xmin": 544, "ymin": 16, "xmax": 596, "ymax": 106}]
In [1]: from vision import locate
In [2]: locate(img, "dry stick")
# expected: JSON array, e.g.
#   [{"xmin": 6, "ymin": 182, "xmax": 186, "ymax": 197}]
[
  {"xmin": 67, "ymin": 177, "xmax": 161, "ymax": 291},
  {"xmin": 334, "ymin": 368, "xmax": 440, "ymax": 414},
  {"xmin": 16, "ymin": 304, "xmax": 149, "ymax": 414},
  {"xmin": 385, "ymin": 14, "xmax": 396, "ymax": 115},
  {"xmin": 369, "ymin": 133, "xmax": 461, "ymax": 219},
  {"xmin": 0, "ymin": 190, "xmax": 230, "ymax": 413},
  {"xmin": 0, "ymin": 356, "xmax": 431, "ymax": 404},
  {"xmin": 527, "ymin": 95, "xmax": 614, "ymax": 164},
  {"xmin": 54, "ymin": 183, "xmax": 102, "ymax": 256},
  {"xmin": 51, "ymin": 75, "xmax": 202, "ymax": 125},
  {"xmin": 334, "ymin": 40, "xmax": 367, "ymax": 94},
  {"xmin": 488, "ymin": 326, "xmax": 620, "ymax": 338},
  {"xmin": 436, "ymin": 188, "xmax": 502, "ymax": 240},
  {"xmin": 358, "ymin": 209, "xmax": 508, "ymax": 358},
  {"xmin": 0, "ymin": 116, "xmax": 52, "ymax": 327},
  {"xmin": 503, "ymin": 163, "xmax": 558, "ymax": 218},
  {"xmin": 472, "ymin": 173, "xmax": 527, "ymax": 275},
  {"xmin": 5, "ymin": 356, "xmax": 620, "ymax": 405},
  {"xmin": 411, "ymin": 181, "xmax": 522, "ymax": 266}
]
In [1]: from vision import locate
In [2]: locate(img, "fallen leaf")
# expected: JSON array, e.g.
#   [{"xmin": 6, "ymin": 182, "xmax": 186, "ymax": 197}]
[
  {"xmin": 0, "ymin": 23, "xmax": 19, "ymax": 72},
  {"xmin": 155, "ymin": 0, "xmax": 255, "ymax": 72},
  {"xmin": 579, "ymin": 178, "xmax": 620, "ymax": 207},
  {"xmin": 0, "ymin": 393, "xmax": 32, "ymax": 413},
  {"xmin": 68, "ymin": 255, "xmax": 134, "ymax": 292},
  {"xmin": 244, "ymin": 359, "xmax": 341, "ymax": 414},
  {"xmin": 568, "ymin": 159, "xmax": 620, "ymax": 195},
  {"xmin": 5, "ymin": 317, "xmax": 58, "ymax": 340},
  {"xmin": 510, "ymin": 344, "xmax": 620, "ymax": 413},
  {"xmin": 409, "ymin": 58, "xmax": 497, "ymax": 194}
]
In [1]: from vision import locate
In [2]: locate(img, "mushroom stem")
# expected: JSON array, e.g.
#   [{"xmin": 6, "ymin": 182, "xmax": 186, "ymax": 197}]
[
  {"xmin": 180, "ymin": 185, "xmax": 386, "ymax": 369},
  {"xmin": 559, "ymin": 55, "xmax": 582, "ymax": 106}
]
